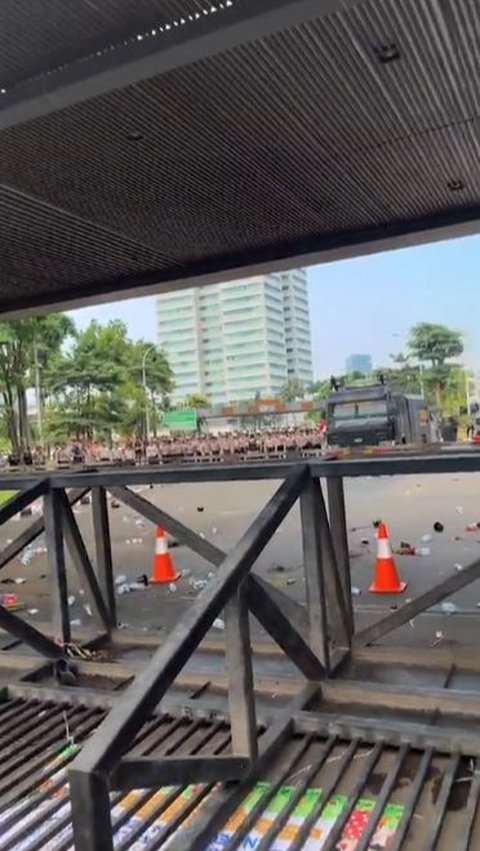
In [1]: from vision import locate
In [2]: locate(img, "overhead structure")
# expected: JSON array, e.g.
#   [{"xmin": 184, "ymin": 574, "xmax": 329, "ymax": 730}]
[{"xmin": 0, "ymin": 0, "xmax": 479, "ymax": 314}]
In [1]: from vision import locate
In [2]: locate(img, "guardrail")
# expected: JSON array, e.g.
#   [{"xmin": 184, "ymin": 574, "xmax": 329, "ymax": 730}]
[{"xmin": 0, "ymin": 456, "xmax": 480, "ymax": 847}]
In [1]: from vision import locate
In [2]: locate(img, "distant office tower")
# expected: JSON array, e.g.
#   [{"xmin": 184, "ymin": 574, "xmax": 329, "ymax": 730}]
[
  {"xmin": 156, "ymin": 270, "xmax": 313, "ymax": 404},
  {"xmin": 345, "ymin": 353, "xmax": 373, "ymax": 376}
]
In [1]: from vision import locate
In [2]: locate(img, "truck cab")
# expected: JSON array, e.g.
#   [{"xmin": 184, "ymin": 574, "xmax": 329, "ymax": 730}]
[{"xmin": 326, "ymin": 383, "xmax": 433, "ymax": 448}]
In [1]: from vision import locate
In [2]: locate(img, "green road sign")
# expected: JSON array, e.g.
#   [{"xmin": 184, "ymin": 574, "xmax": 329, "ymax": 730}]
[{"xmin": 163, "ymin": 409, "xmax": 198, "ymax": 431}]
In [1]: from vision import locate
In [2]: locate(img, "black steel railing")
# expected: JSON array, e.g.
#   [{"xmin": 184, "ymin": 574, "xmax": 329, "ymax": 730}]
[{"xmin": 0, "ymin": 454, "xmax": 480, "ymax": 847}]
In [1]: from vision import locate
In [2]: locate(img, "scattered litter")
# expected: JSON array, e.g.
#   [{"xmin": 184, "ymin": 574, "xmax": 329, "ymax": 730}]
[
  {"xmin": 78, "ymin": 589, "xmax": 85, "ymax": 597},
  {"xmin": 199, "ymin": 533, "xmax": 205, "ymax": 540},
  {"xmin": 409, "ymin": 619, "xmax": 415, "ymax": 628},
  {"xmin": 134, "ymin": 519, "xmax": 145, "ymax": 528},
  {"xmin": 115, "ymin": 575, "xmax": 127, "ymax": 586},
  {"xmin": 14, "ymin": 577, "xmax": 26, "ymax": 584},
  {"xmin": 83, "ymin": 604, "xmax": 93, "ymax": 617},
  {"xmin": 197, "ymin": 506, "xmax": 204, "ymax": 513},
  {"xmin": 68, "ymin": 595, "xmax": 76, "ymax": 607},
  {"xmin": 20, "ymin": 546, "xmax": 34, "ymax": 566},
  {"xmin": 395, "ymin": 542, "xmax": 416, "ymax": 556},
  {"xmin": 351, "ymin": 587, "xmax": 361, "ymax": 596},
  {"xmin": 168, "ymin": 583, "xmax": 177, "ymax": 594},
  {"xmin": 80, "ymin": 495, "xmax": 91, "ymax": 506},
  {"xmin": 465, "ymin": 524, "xmax": 478, "ymax": 532},
  {"xmin": 440, "ymin": 601, "xmax": 458, "ymax": 614},
  {"xmin": 0, "ymin": 578, "xmax": 14, "ymax": 585},
  {"xmin": 418, "ymin": 547, "xmax": 431, "ymax": 557},
  {"xmin": 456, "ymin": 506, "xmax": 464, "ymax": 514},
  {"xmin": 190, "ymin": 579, "xmax": 208, "ymax": 591},
  {"xmin": 287, "ymin": 578, "xmax": 297, "ymax": 586},
  {"xmin": 207, "ymin": 572, "xmax": 215, "ymax": 581},
  {"xmin": 372, "ymin": 519, "xmax": 381, "ymax": 528},
  {"xmin": 136, "ymin": 574, "xmax": 149, "ymax": 587},
  {"xmin": 5, "ymin": 539, "xmax": 11, "ymax": 545},
  {"xmin": 168, "ymin": 537, "xmax": 179, "ymax": 549},
  {"xmin": 389, "ymin": 605, "xmax": 398, "ymax": 611},
  {"xmin": 111, "ymin": 499, "xmax": 120, "ymax": 509},
  {"xmin": 118, "ymin": 581, "xmax": 149, "ymax": 595},
  {"xmin": 452, "ymin": 535, "xmax": 462, "ymax": 542},
  {"xmin": 431, "ymin": 630, "xmax": 445, "ymax": 647},
  {"xmin": 213, "ymin": 618, "xmax": 225, "ymax": 631},
  {"xmin": 0, "ymin": 593, "xmax": 17, "ymax": 607},
  {"xmin": 212, "ymin": 527, "xmax": 218, "ymax": 535},
  {"xmin": 69, "ymin": 619, "xmax": 82, "ymax": 627},
  {"xmin": 433, "ymin": 522, "xmax": 444, "ymax": 533},
  {"xmin": 454, "ymin": 563, "xmax": 464, "ymax": 572},
  {"xmin": 28, "ymin": 608, "xmax": 39, "ymax": 615},
  {"xmin": 421, "ymin": 534, "xmax": 432, "ymax": 543},
  {"xmin": 125, "ymin": 539, "xmax": 131, "ymax": 545},
  {"xmin": 122, "ymin": 515, "xmax": 129, "ymax": 523},
  {"xmin": 405, "ymin": 598, "xmax": 412, "ymax": 604},
  {"xmin": 360, "ymin": 538, "xmax": 369, "ymax": 546},
  {"xmin": 117, "ymin": 622, "xmax": 128, "ymax": 630}
]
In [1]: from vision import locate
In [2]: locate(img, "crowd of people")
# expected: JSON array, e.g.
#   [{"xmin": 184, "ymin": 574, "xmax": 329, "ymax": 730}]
[{"xmin": 3, "ymin": 426, "xmax": 326, "ymax": 468}]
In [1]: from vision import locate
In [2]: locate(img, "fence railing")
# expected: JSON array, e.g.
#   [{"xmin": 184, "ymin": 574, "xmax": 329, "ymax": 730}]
[
  {"xmin": 67, "ymin": 464, "xmax": 356, "ymax": 849},
  {"xmin": 0, "ymin": 454, "xmax": 480, "ymax": 847}
]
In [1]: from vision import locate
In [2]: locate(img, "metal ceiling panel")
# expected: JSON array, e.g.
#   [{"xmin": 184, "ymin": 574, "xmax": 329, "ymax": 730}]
[
  {"xmin": 0, "ymin": 1, "xmax": 216, "ymax": 89},
  {"xmin": 0, "ymin": 0, "xmax": 479, "ymax": 313}
]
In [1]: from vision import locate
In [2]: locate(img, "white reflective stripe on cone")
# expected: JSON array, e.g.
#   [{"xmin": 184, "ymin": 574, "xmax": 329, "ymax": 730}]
[
  {"xmin": 156, "ymin": 535, "xmax": 168, "ymax": 555},
  {"xmin": 377, "ymin": 538, "xmax": 392, "ymax": 559}
]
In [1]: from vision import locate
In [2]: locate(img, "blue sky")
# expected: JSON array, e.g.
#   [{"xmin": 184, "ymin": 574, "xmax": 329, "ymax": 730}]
[{"xmin": 71, "ymin": 233, "xmax": 480, "ymax": 379}]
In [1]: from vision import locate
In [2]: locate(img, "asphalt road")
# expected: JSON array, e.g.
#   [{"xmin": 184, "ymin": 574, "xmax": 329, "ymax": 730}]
[{"xmin": 2, "ymin": 472, "xmax": 480, "ymax": 649}]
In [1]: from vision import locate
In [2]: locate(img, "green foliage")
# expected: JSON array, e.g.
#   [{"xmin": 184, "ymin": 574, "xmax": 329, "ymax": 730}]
[
  {"xmin": 184, "ymin": 394, "xmax": 210, "ymax": 409},
  {"xmin": 278, "ymin": 377, "xmax": 305, "ymax": 402},
  {"xmin": 407, "ymin": 323, "xmax": 463, "ymax": 366},
  {"xmin": 46, "ymin": 321, "xmax": 173, "ymax": 439},
  {"xmin": 0, "ymin": 315, "xmax": 75, "ymax": 452},
  {"xmin": 404, "ymin": 322, "xmax": 464, "ymax": 411},
  {"xmin": 0, "ymin": 314, "xmax": 173, "ymax": 448}
]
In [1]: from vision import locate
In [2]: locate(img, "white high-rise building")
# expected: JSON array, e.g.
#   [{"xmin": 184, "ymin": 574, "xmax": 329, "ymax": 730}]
[{"xmin": 156, "ymin": 270, "xmax": 313, "ymax": 404}]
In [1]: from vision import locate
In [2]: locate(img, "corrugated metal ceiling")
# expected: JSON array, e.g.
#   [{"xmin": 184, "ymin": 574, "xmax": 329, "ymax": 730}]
[
  {"xmin": 0, "ymin": 1, "xmax": 224, "ymax": 89},
  {"xmin": 0, "ymin": 0, "xmax": 479, "ymax": 313}
]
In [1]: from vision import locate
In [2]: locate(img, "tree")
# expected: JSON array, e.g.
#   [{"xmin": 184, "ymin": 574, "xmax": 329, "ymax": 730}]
[
  {"xmin": 46, "ymin": 321, "xmax": 174, "ymax": 440},
  {"xmin": 120, "ymin": 341, "xmax": 173, "ymax": 436},
  {"xmin": 184, "ymin": 394, "xmax": 210, "ymax": 409},
  {"xmin": 278, "ymin": 377, "xmax": 305, "ymax": 402},
  {"xmin": 0, "ymin": 315, "xmax": 74, "ymax": 452},
  {"xmin": 407, "ymin": 323, "xmax": 463, "ymax": 366},
  {"xmin": 407, "ymin": 323, "xmax": 464, "ymax": 410}
]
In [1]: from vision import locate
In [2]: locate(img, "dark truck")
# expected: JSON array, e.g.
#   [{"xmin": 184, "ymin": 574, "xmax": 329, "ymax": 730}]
[{"xmin": 326, "ymin": 382, "xmax": 436, "ymax": 449}]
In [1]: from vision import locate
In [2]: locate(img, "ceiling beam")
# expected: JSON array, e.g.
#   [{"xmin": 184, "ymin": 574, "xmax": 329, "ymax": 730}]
[
  {"xmin": 1, "ymin": 202, "xmax": 480, "ymax": 318},
  {"xmin": 0, "ymin": 0, "xmax": 352, "ymax": 130}
]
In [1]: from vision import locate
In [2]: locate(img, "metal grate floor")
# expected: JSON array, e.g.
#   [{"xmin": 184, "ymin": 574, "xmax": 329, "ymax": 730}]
[{"xmin": 0, "ymin": 697, "xmax": 478, "ymax": 849}]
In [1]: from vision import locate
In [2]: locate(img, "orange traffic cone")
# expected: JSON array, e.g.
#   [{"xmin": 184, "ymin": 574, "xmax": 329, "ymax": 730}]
[
  {"xmin": 369, "ymin": 522, "xmax": 407, "ymax": 594},
  {"xmin": 150, "ymin": 527, "xmax": 180, "ymax": 584}
]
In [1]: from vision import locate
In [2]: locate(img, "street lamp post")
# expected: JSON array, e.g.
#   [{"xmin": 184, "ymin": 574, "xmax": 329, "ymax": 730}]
[
  {"xmin": 33, "ymin": 336, "xmax": 43, "ymax": 444},
  {"xmin": 141, "ymin": 345, "xmax": 156, "ymax": 439}
]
